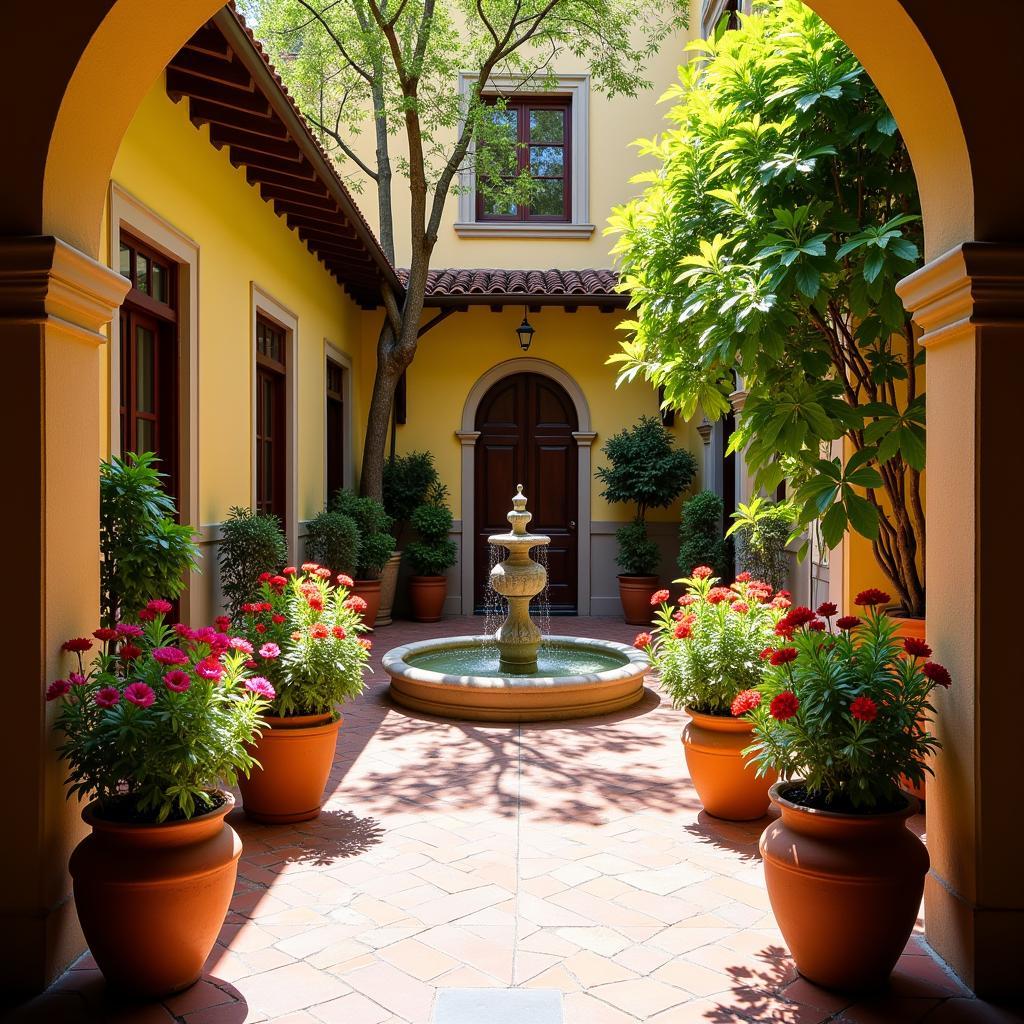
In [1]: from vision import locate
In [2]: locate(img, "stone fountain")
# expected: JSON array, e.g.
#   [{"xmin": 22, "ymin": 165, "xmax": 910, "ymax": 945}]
[{"xmin": 384, "ymin": 486, "xmax": 648, "ymax": 722}]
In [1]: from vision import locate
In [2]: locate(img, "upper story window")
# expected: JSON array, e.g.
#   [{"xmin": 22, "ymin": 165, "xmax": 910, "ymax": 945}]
[{"xmin": 477, "ymin": 97, "xmax": 571, "ymax": 223}]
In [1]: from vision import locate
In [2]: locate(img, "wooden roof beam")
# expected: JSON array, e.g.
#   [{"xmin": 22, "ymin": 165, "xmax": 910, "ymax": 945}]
[
  {"xmin": 188, "ymin": 98, "xmax": 287, "ymax": 139},
  {"xmin": 167, "ymin": 68, "xmax": 271, "ymax": 116},
  {"xmin": 169, "ymin": 48, "xmax": 254, "ymax": 90},
  {"xmin": 210, "ymin": 124, "xmax": 300, "ymax": 160},
  {"xmin": 259, "ymin": 181, "xmax": 337, "ymax": 211},
  {"xmin": 182, "ymin": 22, "xmax": 232, "ymax": 59},
  {"xmin": 284, "ymin": 211, "xmax": 358, "ymax": 240}
]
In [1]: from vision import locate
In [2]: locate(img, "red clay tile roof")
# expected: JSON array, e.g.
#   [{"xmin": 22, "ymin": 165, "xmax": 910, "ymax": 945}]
[{"xmin": 400, "ymin": 268, "xmax": 626, "ymax": 307}]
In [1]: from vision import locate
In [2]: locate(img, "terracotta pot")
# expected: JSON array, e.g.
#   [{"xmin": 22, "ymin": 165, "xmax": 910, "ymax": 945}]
[
  {"xmin": 760, "ymin": 780, "xmax": 928, "ymax": 992},
  {"xmin": 69, "ymin": 791, "xmax": 241, "ymax": 998},
  {"xmin": 618, "ymin": 575, "xmax": 660, "ymax": 626},
  {"xmin": 409, "ymin": 575, "xmax": 448, "ymax": 622},
  {"xmin": 376, "ymin": 551, "xmax": 402, "ymax": 626},
  {"xmin": 682, "ymin": 709, "xmax": 776, "ymax": 821},
  {"xmin": 889, "ymin": 612, "xmax": 928, "ymax": 802},
  {"xmin": 351, "ymin": 578, "xmax": 381, "ymax": 628},
  {"xmin": 238, "ymin": 713, "xmax": 342, "ymax": 824}
]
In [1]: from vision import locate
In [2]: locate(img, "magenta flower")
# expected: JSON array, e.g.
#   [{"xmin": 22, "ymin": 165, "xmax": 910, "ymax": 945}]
[
  {"xmin": 45, "ymin": 679, "xmax": 71, "ymax": 701},
  {"xmin": 147, "ymin": 599, "xmax": 174, "ymax": 614},
  {"xmin": 229, "ymin": 637, "xmax": 254, "ymax": 656},
  {"xmin": 124, "ymin": 682, "xmax": 155, "ymax": 708},
  {"xmin": 196, "ymin": 658, "xmax": 224, "ymax": 682},
  {"xmin": 115, "ymin": 622, "xmax": 144, "ymax": 638},
  {"xmin": 163, "ymin": 670, "xmax": 191, "ymax": 693},
  {"xmin": 152, "ymin": 646, "xmax": 189, "ymax": 666},
  {"xmin": 244, "ymin": 677, "xmax": 276, "ymax": 700},
  {"xmin": 94, "ymin": 686, "xmax": 120, "ymax": 708},
  {"xmin": 69, "ymin": 671, "xmax": 87, "ymax": 686},
  {"xmin": 259, "ymin": 642, "xmax": 280, "ymax": 660}
]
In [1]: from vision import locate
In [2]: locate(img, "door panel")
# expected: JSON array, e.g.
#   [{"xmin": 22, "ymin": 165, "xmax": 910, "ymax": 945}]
[{"xmin": 474, "ymin": 373, "xmax": 578, "ymax": 612}]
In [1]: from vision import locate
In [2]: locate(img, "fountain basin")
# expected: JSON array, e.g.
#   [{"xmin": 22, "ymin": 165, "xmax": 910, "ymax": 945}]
[{"xmin": 384, "ymin": 635, "xmax": 649, "ymax": 722}]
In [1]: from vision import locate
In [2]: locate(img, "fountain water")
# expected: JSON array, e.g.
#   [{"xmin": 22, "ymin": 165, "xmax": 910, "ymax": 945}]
[{"xmin": 383, "ymin": 486, "xmax": 649, "ymax": 722}]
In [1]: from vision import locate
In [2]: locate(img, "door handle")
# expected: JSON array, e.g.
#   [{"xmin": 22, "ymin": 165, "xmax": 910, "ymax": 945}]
[{"xmin": 569, "ymin": 521, "xmax": 576, "ymax": 530}]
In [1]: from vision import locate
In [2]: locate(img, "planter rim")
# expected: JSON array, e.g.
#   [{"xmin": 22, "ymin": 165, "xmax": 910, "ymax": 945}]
[
  {"xmin": 263, "ymin": 711, "xmax": 340, "ymax": 729},
  {"xmin": 684, "ymin": 707, "xmax": 755, "ymax": 733},
  {"xmin": 617, "ymin": 574, "xmax": 659, "ymax": 583},
  {"xmin": 353, "ymin": 577, "xmax": 382, "ymax": 587},
  {"xmin": 83, "ymin": 789, "xmax": 234, "ymax": 833},
  {"xmin": 770, "ymin": 779, "xmax": 918, "ymax": 822},
  {"xmin": 409, "ymin": 574, "xmax": 448, "ymax": 583}
]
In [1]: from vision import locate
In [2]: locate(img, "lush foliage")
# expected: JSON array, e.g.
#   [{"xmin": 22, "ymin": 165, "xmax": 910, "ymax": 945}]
[
  {"xmin": 609, "ymin": 0, "xmax": 925, "ymax": 614},
  {"xmin": 218, "ymin": 507, "xmax": 288, "ymax": 616},
  {"xmin": 329, "ymin": 489, "xmax": 396, "ymax": 578},
  {"xmin": 406, "ymin": 499, "xmax": 457, "ymax": 577},
  {"xmin": 678, "ymin": 490, "xmax": 731, "ymax": 580},
  {"xmin": 643, "ymin": 569, "xmax": 785, "ymax": 714},
  {"xmin": 741, "ymin": 590, "xmax": 948, "ymax": 809},
  {"xmin": 728, "ymin": 497, "xmax": 796, "ymax": 591},
  {"xmin": 231, "ymin": 564, "xmax": 371, "ymax": 717},
  {"xmin": 100, "ymin": 452, "xmax": 199, "ymax": 627},
  {"xmin": 615, "ymin": 520, "xmax": 661, "ymax": 577},
  {"xmin": 306, "ymin": 510, "xmax": 361, "ymax": 576},
  {"xmin": 383, "ymin": 451, "xmax": 440, "ymax": 544},
  {"xmin": 47, "ymin": 602, "xmax": 271, "ymax": 822}
]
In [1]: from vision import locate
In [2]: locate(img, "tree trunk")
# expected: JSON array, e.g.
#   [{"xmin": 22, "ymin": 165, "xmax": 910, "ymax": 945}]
[{"xmin": 360, "ymin": 321, "xmax": 400, "ymax": 501}]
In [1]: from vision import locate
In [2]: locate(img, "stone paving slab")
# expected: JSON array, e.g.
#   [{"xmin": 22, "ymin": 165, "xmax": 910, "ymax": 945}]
[{"xmin": 8, "ymin": 617, "xmax": 1022, "ymax": 1024}]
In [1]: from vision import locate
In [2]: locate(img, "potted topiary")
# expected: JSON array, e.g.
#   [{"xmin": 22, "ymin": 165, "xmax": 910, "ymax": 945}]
[
  {"xmin": 306, "ymin": 509, "xmax": 361, "ymax": 578},
  {"xmin": 642, "ymin": 569, "xmax": 787, "ymax": 820},
  {"xmin": 329, "ymin": 489, "xmax": 397, "ymax": 628},
  {"xmin": 231, "ymin": 564, "xmax": 371, "ymax": 823},
  {"xmin": 406, "ymin": 486, "xmax": 458, "ymax": 621},
  {"xmin": 678, "ymin": 489, "xmax": 732, "ymax": 581},
  {"xmin": 382, "ymin": 451, "xmax": 441, "ymax": 624},
  {"xmin": 218, "ymin": 506, "xmax": 287, "ymax": 617},
  {"xmin": 727, "ymin": 497, "xmax": 796, "ymax": 592},
  {"xmin": 597, "ymin": 417, "xmax": 697, "ymax": 624},
  {"xmin": 739, "ymin": 590, "xmax": 948, "ymax": 991},
  {"xmin": 46, "ymin": 602, "xmax": 271, "ymax": 997}
]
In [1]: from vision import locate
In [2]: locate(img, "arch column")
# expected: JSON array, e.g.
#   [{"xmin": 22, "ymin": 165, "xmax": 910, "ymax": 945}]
[
  {"xmin": 898, "ymin": 243, "xmax": 1024, "ymax": 996},
  {"xmin": 0, "ymin": 236, "xmax": 129, "ymax": 993}
]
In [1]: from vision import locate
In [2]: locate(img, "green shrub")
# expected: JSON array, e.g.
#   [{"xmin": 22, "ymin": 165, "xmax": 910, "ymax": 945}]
[
  {"xmin": 406, "ymin": 501, "xmax": 457, "ymax": 577},
  {"xmin": 306, "ymin": 510, "xmax": 360, "ymax": 576},
  {"xmin": 615, "ymin": 520, "xmax": 661, "ymax": 577},
  {"xmin": 100, "ymin": 452, "xmax": 200, "ymax": 626},
  {"xmin": 678, "ymin": 490, "xmax": 731, "ymax": 579},
  {"xmin": 728, "ymin": 497, "xmax": 796, "ymax": 591},
  {"xmin": 329, "ymin": 489, "xmax": 396, "ymax": 578},
  {"xmin": 383, "ymin": 451, "xmax": 440, "ymax": 543},
  {"xmin": 219, "ymin": 507, "xmax": 287, "ymax": 616}
]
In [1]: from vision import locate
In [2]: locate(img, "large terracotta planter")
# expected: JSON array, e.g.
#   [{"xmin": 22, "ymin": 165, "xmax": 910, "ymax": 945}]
[
  {"xmin": 618, "ymin": 575, "xmax": 659, "ymax": 626},
  {"xmin": 69, "ymin": 791, "xmax": 241, "ymax": 998},
  {"xmin": 238, "ymin": 713, "xmax": 342, "ymax": 824},
  {"xmin": 760, "ymin": 780, "xmax": 928, "ymax": 992},
  {"xmin": 409, "ymin": 575, "xmax": 447, "ymax": 622},
  {"xmin": 351, "ymin": 578, "xmax": 381, "ymax": 628},
  {"xmin": 376, "ymin": 551, "xmax": 402, "ymax": 626},
  {"xmin": 682, "ymin": 708, "xmax": 775, "ymax": 820},
  {"xmin": 889, "ymin": 612, "xmax": 928, "ymax": 802}
]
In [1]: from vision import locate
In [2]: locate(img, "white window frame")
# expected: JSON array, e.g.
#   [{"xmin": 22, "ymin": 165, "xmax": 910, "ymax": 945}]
[{"xmin": 455, "ymin": 72, "xmax": 593, "ymax": 238}]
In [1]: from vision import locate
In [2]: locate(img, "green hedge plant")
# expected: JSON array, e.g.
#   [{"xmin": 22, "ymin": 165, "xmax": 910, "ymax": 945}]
[
  {"xmin": 407, "ymin": 500, "xmax": 457, "ymax": 577},
  {"xmin": 219, "ymin": 507, "xmax": 287, "ymax": 616},
  {"xmin": 383, "ymin": 451, "xmax": 440, "ymax": 546},
  {"xmin": 678, "ymin": 490, "xmax": 731, "ymax": 581},
  {"xmin": 306, "ymin": 510, "xmax": 360, "ymax": 576},
  {"xmin": 329, "ymin": 489, "xmax": 396, "ymax": 579}
]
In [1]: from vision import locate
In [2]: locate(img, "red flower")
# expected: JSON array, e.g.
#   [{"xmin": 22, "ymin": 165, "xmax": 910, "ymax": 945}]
[
  {"xmin": 774, "ymin": 622, "xmax": 794, "ymax": 639},
  {"xmin": 344, "ymin": 595, "xmax": 368, "ymax": 614},
  {"xmin": 270, "ymin": 575, "xmax": 287, "ymax": 591},
  {"xmin": 45, "ymin": 679, "xmax": 70, "ymax": 701},
  {"xmin": 174, "ymin": 623, "xmax": 194, "ymax": 640},
  {"xmin": 244, "ymin": 676, "xmax": 276, "ymax": 700},
  {"xmin": 163, "ymin": 670, "xmax": 191, "ymax": 693},
  {"xmin": 783, "ymin": 606, "xmax": 816, "ymax": 629},
  {"xmin": 759, "ymin": 647, "xmax": 774, "ymax": 660},
  {"xmin": 854, "ymin": 588, "xmax": 891, "ymax": 607},
  {"xmin": 730, "ymin": 689, "xmax": 762, "ymax": 716},
  {"xmin": 124, "ymin": 682, "xmax": 155, "ymax": 708},
  {"xmin": 770, "ymin": 647, "xmax": 798, "ymax": 667},
  {"xmin": 673, "ymin": 622, "xmax": 692, "ymax": 640},
  {"xmin": 836, "ymin": 615, "xmax": 861, "ymax": 631},
  {"xmin": 359, "ymin": 637, "xmax": 373, "ymax": 651},
  {"xmin": 850, "ymin": 695, "xmax": 878, "ymax": 722},
  {"xmin": 62, "ymin": 637, "xmax": 93, "ymax": 653},
  {"xmin": 770, "ymin": 691, "xmax": 800, "ymax": 721},
  {"xmin": 93, "ymin": 628, "xmax": 118, "ymax": 643},
  {"xmin": 152, "ymin": 646, "xmax": 189, "ymax": 665},
  {"xmin": 808, "ymin": 619, "xmax": 826, "ymax": 632},
  {"xmin": 258, "ymin": 572, "xmax": 273, "ymax": 583},
  {"xmin": 735, "ymin": 571, "xmax": 752, "ymax": 583},
  {"xmin": 923, "ymin": 662, "xmax": 952, "ymax": 688},
  {"xmin": 119, "ymin": 643, "xmax": 142, "ymax": 661},
  {"xmin": 707, "ymin": 587, "xmax": 733, "ymax": 604},
  {"xmin": 903, "ymin": 637, "xmax": 932, "ymax": 659},
  {"xmin": 214, "ymin": 615, "xmax": 232, "ymax": 632},
  {"xmin": 650, "ymin": 589, "xmax": 670, "ymax": 606},
  {"xmin": 817, "ymin": 602, "xmax": 837, "ymax": 618},
  {"xmin": 308, "ymin": 595, "xmax": 325, "ymax": 612},
  {"xmin": 136, "ymin": 609, "xmax": 156, "ymax": 622},
  {"xmin": 678, "ymin": 594, "xmax": 698, "ymax": 607},
  {"xmin": 259, "ymin": 602, "xmax": 272, "ymax": 613},
  {"xmin": 94, "ymin": 686, "xmax": 120, "ymax": 708},
  {"xmin": 331, "ymin": 626, "xmax": 346, "ymax": 640},
  {"xmin": 692, "ymin": 566, "xmax": 713, "ymax": 579},
  {"xmin": 255, "ymin": 623, "xmax": 267, "ymax": 634},
  {"xmin": 633, "ymin": 632, "xmax": 652, "ymax": 650},
  {"xmin": 730, "ymin": 601, "xmax": 750, "ymax": 614},
  {"xmin": 283, "ymin": 566, "xmax": 297, "ymax": 575},
  {"xmin": 336, "ymin": 573, "xmax": 354, "ymax": 588},
  {"xmin": 147, "ymin": 599, "xmax": 173, "ymax": 615},
  {"xmin": 196, "ymin": 658, "xmax": 224, "ymax": 682},
  {"xmin": 309, "ymin": 623, "xmax": 330, "ymax": 640},
  {"xmin": 272, "ymin": 614, "xmax": 286, "ymax": 625}
]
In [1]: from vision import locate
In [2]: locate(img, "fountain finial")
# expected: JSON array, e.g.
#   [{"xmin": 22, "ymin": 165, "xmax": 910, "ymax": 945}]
[{"xmin": 508, "ymin": 484, "xmax": 531, "ymax": 536}]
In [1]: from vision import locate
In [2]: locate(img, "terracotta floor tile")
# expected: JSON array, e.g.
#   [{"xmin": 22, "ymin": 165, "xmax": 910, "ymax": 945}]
[
  {"xmin": 377, "ymin": 937, "xmax": 460, "ymax": 981},
  {"xmin": 589, "ymin": 977, "xmax": 690, "ymax": 1017},
  {"xmin": 236, "ymin": 962, "xmax": 352, "ymax": 1017},
  {"xmin": 307, "ymin": 991, "xmax": 391, "ymax": 1024}
]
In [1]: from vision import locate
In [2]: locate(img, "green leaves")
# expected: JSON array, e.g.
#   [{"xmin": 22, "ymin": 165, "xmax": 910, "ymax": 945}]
[{"xmin": 793, "ymin": 453, "xmax": 882, "ymax": 547}]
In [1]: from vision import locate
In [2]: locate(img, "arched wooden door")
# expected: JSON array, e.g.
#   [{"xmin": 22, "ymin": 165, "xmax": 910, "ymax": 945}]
[{"xmin": 474, "ymin": 372, "xmax": 578, "ymax": 613}]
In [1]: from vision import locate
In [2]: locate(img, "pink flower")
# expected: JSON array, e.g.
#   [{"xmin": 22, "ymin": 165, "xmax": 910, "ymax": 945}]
[
  {"xmin": 94, "ymin": 686, "xmax": 120, "ymax": 708},
  {"xmin": 730, "ymin": 689, "xmax": 761, "ymax": 716},
  {"xmin": 163, "ymin": 670, "xmax": 191, "ymax": 693},
  {"xmin": 124, "ymin": 682, "xmax": 155, "ymax": 708},
  {"xmin": 735, "ymin": 571, "xmax": 752, "ymax": 583},
  {"xmin": 344, "ymin": 595, "xmax": 367, "ymax": 614},
  {"xmin": 650, "ymin": 589, "xmax": 670, "ymax": 606},
  {"xmin": 196, "ymin": 658, "xmax": 224, "ymax": 682},
  {"xmin": 359, "ymin": 637, "xmax": 373, "ymax": 651},
  {"xmin": 244, "ymin": 676, "xmax": 276, "ymax": 700},
  {"xmin": 174, "ymin": 623, "xmax": 195, "ymax": 640},
  {"xmin": 136, "ymin": 609, "xmax": 156, "ymax": 622},
  {"xmin": 45, "ymin": 679, "xmax": 70, "ymax": 701},
  {"xmin": 229, "ymin": 637, "xmax": 254, "ymax": 656},
  {"xmin": 336, "ymin": 573, "xmax": 354, "ymax": 588},
  {"xmin": 730, "ymin": 601, "xmax": 750, "ymax": 614},
  {"xmin": 69, "ymin": 672, "xmax": 87, "ymax": 686},
  {"xmin": 678, "ymin": 594, "xmax": 698, "ymax": 607},
  {"xmin": 259, "ymin": 642, "xmax": 280, "ymax": 659},
  {"xmin": 315, "ymin": 567, "xmax": 332, "ymax": 579},
  {"xmin": 152, "ymin": 646, "xmax": 189, "ymax": 666},
  {"xmin": 692, "ymin": 566, "xmax": 713, "ymax": 579},
  {"xmin": 147, "ymin": 599, "xmax": 174, "ymax": 614},
  {"xmin": 115, "ymin": 623, "xmax": 143, "ymax": 638}
]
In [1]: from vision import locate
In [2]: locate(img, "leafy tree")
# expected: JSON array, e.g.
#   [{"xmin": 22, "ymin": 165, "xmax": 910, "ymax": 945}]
[
  {"xmin": 247, "ymin": 0, "xmax": 689, "ymax": 500},
  {"xmin": 608, "ymin": 1, "xmax": 926, "ymax": 614}
]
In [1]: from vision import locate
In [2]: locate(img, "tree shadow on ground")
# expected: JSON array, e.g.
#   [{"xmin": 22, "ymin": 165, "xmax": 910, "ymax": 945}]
[
  {"xmin": 681, "ymin": 811, "xmax": 773, "ymax": 863},
  {"xmin": 232, "ymin": 808, "xmax": 385, "ymax": 867}
]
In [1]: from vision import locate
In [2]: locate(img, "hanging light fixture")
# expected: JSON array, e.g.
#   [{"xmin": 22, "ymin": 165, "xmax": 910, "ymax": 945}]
[{"xmin": 515, "ymin": 306, "xmax": 535, "ymax": 351}]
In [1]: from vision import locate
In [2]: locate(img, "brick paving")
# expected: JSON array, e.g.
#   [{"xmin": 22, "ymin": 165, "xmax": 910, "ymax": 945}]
[{"xmin": 11, "ymin": 617, "xmax": 1023, "ymax": 1023}]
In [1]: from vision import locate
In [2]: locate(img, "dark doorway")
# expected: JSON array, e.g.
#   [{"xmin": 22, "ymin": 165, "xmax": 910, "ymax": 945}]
[{"xmin": 473, "ymin": 372, "xmax": 578, "ymax": 613}]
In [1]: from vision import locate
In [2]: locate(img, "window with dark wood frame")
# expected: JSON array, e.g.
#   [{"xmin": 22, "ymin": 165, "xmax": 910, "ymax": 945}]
[
  {"xmin": 256, "ymin": 315, "xmax": 288, "ymax": 530},
  {"xmin": 117, "ymin": 233, "xmax": 180, "ymax": 502},
  {"xmin": 476, "ymin": 96, "xmax": 571, "ymax": 222},
  {"xmin": 325, "ymin": 358, "xmax": 346, "ymax": 502}
]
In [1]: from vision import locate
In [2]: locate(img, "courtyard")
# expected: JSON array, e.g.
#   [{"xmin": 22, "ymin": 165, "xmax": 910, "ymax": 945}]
[{"xmin": 14, "ymin": 617, "xmax": 1016, "ymax": 1024}]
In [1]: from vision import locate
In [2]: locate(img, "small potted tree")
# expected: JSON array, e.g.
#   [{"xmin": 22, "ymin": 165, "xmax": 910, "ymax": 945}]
[
  {"xmin": 218, "ymin": 506, "xmax": 287, "ymax": 617},
  {"xmin": 678, "ymin": 489, "xmax": 731, "ymax": 581},
  {"xmin": 47, "ymin": 603, "xmax": 271, "ymax": 997},
  {"xmin": 406, "ymin": 486, "xmax": 458, "ymax": 622},
  {"xmin": 329, "ymin": 489, "xmax": 397, "ymax": 627},
  {"xmin": 643, "ymin": 569, "xmax": 786, "ymax": 820},
  {"xmin": 740, "ymin": 589, "xmax": 947, "ymax": 991},
  {"xmin": 306, "ymin": 509, "xmax": 361, "ymax": 579},
  {"xmin": 597, "ymin": 417, "xmax": 697, "ymax": 624},
  {"xmin": 232, "ymin": 565, "xmax": 371, "ymax": 823}
]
